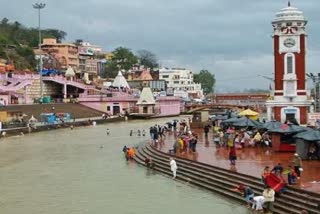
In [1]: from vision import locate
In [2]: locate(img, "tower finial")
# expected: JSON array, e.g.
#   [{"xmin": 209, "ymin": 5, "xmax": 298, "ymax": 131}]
[{"xmin": 288, "ymin": 1, "xmax": 291, "ymax": 7}]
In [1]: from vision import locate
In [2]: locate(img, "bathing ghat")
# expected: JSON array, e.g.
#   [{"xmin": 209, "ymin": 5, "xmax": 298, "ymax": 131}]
[{"xmin": 133, "ymin": 143, "xmax": 320, "ymax": 214}]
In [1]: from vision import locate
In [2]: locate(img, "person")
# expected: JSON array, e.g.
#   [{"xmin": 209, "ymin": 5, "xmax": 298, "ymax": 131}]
[
  {"xmin": 169, "ymin": 157, "xmax": 178, "ymax": 179},
  {"xmin": 287, "ymin": 165, "xmax": 297, "ymax": 185},
  {"xmin": 213, "ymin": 131, "xmax": 220, "ymax": 148},
  {"xmin": 261, "ymin": 166, "xmax": 270, "ymax": 186},
  {"xmin": 292, "ymin": 153, "xmax": 302, "ymax": 179},
  {"xmin": 263, "ymin": 187, "xmax": 275, "ymax": 213},
  {"xmin": 106, "ymin": 128, "xmax": 110, "ymax": 135},
  {"xmin": 204, "ymin": 125, "xmax": 210, "ymax": 137},
  {"xmin": 126, "ymin": 147, "xmax": 135, "ymax": 160},
  {"xmin": 251, "ymin": 195, "xmax": 265, "ymax": 211},
  {"xmin": 253, "ymin": 131, "xmax": 262, "ymax": 146},
  {"xmin": 232, "ymin": 184, "xmax": 254, "ymax": 207},
  {"xmin": 229, "ymin": 146, "xmax": 237, "ymax": 165},
  {"xmin": 130, "ymin": 130, "xmax": 133, "ymax": 136},
  {"xmin": 122, "ymin": 145, "xmax": 129, "ymax": 160},
  {"xmin": 145, "ymin": 157, "xmax": 155, "ymax": 169},
  {"xmin": 271, "ymin": 163, "xmax": 283, "ymax": 177}
]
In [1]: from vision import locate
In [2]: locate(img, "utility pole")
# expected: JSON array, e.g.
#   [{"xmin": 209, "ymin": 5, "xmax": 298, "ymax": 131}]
[
  {"xmin": 33, "ymin": 2, "xmax": 46, "ymax": 100},
  {"xmin": 306, "ymin": 73, "xmax": 319, "ymax": 112}
]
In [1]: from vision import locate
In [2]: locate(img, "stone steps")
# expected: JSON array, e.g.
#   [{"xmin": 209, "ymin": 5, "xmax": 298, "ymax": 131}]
[{"xmin": 133, "ymin": 143, "xmax": 320, "ymax": 214}]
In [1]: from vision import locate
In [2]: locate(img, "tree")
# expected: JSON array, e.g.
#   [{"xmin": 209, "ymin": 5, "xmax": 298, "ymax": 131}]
[
  {"xmin": 136, "ymin": 49, "xmax": 158, "ymax": 70},
  {"xmin": 105, "ymin": 47, "xmax": 138, "ymax": 78},
  {"xmin": 42, "ymin": 29, "xmax": 67, "ymax": 42},
  {"xmin": 193, "ymin": 69, "xmax": 215, "ymax": 94},
  {"xmin": 0, "ymin": 18, "xmax": 9, "ymax": 26}
]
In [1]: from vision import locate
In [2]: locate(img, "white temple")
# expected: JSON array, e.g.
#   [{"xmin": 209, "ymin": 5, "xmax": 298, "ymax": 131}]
[
  {"xmin": 137, "ymin": 87, "xmax": 155, "ymax": 105},
  {"xmin": 112, "ymin": 71, "xmax": 130, "ymax": 89}
]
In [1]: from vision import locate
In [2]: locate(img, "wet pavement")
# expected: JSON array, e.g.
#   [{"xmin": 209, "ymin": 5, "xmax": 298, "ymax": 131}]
[{"xmin": 155, "ymin": 127, "xmax": 320, "ymax": 193}]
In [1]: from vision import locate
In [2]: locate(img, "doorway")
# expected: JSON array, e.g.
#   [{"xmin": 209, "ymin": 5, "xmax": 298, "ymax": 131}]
[
  {"xmin": 143, "ymin": 106, "xmax": 148, "ymax": 114},
  {"xmin": 113, "ymin": 106, "xmax": 120, "ymax": 115},
  {"xmin": 286, "ymin": 113, "xmax": 298, "ymax": 124}
]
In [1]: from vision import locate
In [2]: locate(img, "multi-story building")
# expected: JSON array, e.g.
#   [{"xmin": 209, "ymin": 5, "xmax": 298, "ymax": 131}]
[
  {"xmin": 78, "ymin": 41, "xmax": 103, "ymax": 79},
  {"xmin": 159, "ymin": 67, "xmax": 203, "ymax": 99},
  {"xmin": 40, "ymin": 38, "xmax": 79, "ymax": 71}
]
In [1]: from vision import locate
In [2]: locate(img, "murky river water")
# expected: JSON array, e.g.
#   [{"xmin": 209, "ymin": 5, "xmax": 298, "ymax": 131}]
[{"xmin": 0, "ymin": 118, "xmax": 249, "ymax": 214}]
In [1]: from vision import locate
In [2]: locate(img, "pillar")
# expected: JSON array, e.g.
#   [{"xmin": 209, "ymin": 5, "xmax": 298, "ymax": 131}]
[
  {"xmin": 63, "ymin": 84, "xmax": 67, "ymax": 99},
  {"xmin": 267, "ymin": 106, "xmax": 272, "ymax": 121}
]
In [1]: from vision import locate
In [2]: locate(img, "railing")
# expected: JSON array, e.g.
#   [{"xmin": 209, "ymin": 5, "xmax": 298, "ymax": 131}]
[
  {"xmin": 42, "ymin": 76, "xmax": 96, "ymax": 90},
  {"xmin": 0, "ymin": 79, "xmax": 33, "ymax": 91}
]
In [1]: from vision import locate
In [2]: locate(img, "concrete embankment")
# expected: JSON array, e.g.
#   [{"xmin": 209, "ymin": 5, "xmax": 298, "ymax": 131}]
[
  {"xmin": 0, "ymin": 117, "xmax": 125, "ymax": 137},
  {"xmin": 133, "ymin": 143, "xmax": 320, "ymax": 214}
]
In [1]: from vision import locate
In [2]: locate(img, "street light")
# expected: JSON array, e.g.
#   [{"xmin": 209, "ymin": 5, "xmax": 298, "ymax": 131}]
[
  {"xmin": 306, "ymin": 73, "xmax": 319, "ymax": 112},
  {"xmin": 33, "ymin": 2, "xmax": 46, "ymax": 99}
]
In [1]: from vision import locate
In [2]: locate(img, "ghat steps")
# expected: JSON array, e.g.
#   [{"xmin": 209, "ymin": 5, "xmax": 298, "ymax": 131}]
[{"xmin": 133, "ymin": 143, "xmax": 320, "ymax": 214}]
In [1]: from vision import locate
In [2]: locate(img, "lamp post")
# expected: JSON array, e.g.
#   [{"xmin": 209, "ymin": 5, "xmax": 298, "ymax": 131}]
[
  {"xmin": 33, "ymin": 2, "xmax": 46, "ymax": 100},
  {"xmin": 306, "ymin": 73, "xmax": 320, "ymax": 112}
]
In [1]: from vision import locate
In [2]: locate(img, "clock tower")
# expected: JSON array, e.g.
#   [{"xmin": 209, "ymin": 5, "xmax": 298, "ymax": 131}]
[{"xmin": 266, "ymin": 2, "xmax": 312, "ymax": 124}]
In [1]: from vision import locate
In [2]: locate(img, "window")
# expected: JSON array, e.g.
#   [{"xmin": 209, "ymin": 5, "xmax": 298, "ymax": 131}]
[
  {"xmin": 107, "ymin": 106, "xmax": 110, "ymax": 111},
  {"xmin": 287, "ymin": 55, "xmax": 293, "ymax": 74},
  {"xmin": 162, "ymin": 75, "xmax": 169, "ymax": 79},
  {"xmin": 173, "ymin": 81, "xmax": 179, "ymax": 84}
]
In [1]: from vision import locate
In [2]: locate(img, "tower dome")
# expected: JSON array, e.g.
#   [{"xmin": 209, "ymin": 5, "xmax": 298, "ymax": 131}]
[{"xmin": 272, "ymin": 1, "xmax": 306, "ymax": 24}]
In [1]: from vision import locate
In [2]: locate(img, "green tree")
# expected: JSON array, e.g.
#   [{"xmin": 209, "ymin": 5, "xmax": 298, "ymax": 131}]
[
  {"xmin": 194, "ymin": 69, "xmax": 215, "ymax": 94},
  {"xmin": 42, "ymin": 29, "xmax": 67, "ymax": 43},
  {"xmin": 136, "ymin": 49, "xmax": 158, "ymax": 70},
  {"xmin": 105, "ymin": 47, "xmax": 138, "ymax": 78}
]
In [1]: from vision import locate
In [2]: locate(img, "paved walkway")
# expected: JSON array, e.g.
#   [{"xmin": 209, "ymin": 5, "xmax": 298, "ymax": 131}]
[{"xmin": 154, "ymin": 128, "xmax": 320, "ymax": 193}]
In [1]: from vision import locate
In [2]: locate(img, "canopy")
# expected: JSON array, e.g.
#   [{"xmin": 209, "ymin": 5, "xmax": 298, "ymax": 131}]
[
  {"xmin": 221, "ymin": 117, "xmax": 261, "ymax": 128},
  {"xmin": 261, "ymin": 121, "xmax": 283, "ymax": 130},
  {"xmin": 238, "ymin": 109, "xmax": 259, "ymax": 120},
  {"xmin": 294, "ymin": 129, "xmax": 320, "ymax": 141},
  {"xmin": 268, "ymin": 124, "xmax": 310, "ymax": 134},
  {"xmin": 238, "ymin": 109, "xmax": 259, "ymax": 116}
]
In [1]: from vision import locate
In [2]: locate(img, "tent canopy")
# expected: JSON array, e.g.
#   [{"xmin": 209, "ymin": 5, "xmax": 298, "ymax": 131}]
[
  {"xmin": 238, "ymin": 109, "xmax": 259, "ymax": 116},
  {"xmin": 294, "ymin": 129, "xmax": 320, "ymax": 141}
]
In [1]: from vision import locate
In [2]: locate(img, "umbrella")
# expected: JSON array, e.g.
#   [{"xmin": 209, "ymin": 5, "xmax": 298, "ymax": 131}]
[
  {"xmin": 293, "ymin": 129, "xmax": 320, "ymax": 141},
  {"xmin": 221, "ymin": 117, "xmax": 242, "ymax": 124},
  {"xmin": 209, "ymin": 115, "xmax": 228, "ymax": 121},
  {"xmin": 268, "ymin": 124, "xmax": 310, "ymax": 134},
  {"xmin": 238, "ymin": 109, "xmax": 259, "ymax": 116},
  {"xmin": 261, "ymin": 121, "xmax": 283, "ymax": 130},
  {"xmin": 221, "ymin": 117, "xmax": 261, "ymax": 128},
  {"xmin": 232, "ymin": 117, "xmax": 262, "ymax": 128}
]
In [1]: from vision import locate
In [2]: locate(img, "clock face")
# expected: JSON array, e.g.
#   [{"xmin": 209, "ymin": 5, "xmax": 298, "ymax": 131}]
[{"xmin": 284, "ymin": 38, "xmax": 296, "ymax": 48}]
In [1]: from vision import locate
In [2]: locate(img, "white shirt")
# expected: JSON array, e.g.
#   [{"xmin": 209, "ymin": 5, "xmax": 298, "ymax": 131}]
[{"xmin": 170, "ymin": 159, "xmax": 177, "ymax": 171}]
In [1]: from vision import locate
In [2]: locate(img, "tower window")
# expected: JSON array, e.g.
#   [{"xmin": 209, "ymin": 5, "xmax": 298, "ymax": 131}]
[{"xmin": 287, "ymin": 55, "xmax": 293, "ymax": 74}]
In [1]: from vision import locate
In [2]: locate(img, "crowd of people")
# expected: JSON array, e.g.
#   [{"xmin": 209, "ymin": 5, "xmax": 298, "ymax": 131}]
[{"xmin": 121, "ymin": 117, "xmax": 312, "ymax": 213}]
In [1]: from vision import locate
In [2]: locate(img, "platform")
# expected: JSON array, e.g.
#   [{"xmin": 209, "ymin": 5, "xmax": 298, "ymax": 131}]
[{"xmin": 156, "ymin": 128, "xmax": 320, "ymax": 193}]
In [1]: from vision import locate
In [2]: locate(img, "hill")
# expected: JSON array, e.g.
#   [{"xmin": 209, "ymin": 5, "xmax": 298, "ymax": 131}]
[{"xmin": 0, "ymin": 17, "xmax": 67, "ymax": 71}]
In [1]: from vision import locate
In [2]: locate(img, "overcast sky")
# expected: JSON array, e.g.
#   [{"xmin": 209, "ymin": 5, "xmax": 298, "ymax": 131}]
[{"xmin": 1, "ymin": 0, "xmax": 320, "ymax": 92}]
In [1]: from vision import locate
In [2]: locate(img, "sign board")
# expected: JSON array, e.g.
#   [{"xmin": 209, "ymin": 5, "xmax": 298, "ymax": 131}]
[{"xmin": 308, "ymin": 113, "xmax": 320, "ymax": 127}]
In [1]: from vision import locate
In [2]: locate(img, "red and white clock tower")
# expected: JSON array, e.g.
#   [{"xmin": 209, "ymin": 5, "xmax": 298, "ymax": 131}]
[{"xmin": 266, "ymin": 2, "xmax": 312, "ymax": 125}]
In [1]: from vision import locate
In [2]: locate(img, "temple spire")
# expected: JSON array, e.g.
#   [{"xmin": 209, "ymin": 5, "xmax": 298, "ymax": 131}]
[{"xmin": 288, "ymin": 1, "xmax": 291, "ymax": 7}]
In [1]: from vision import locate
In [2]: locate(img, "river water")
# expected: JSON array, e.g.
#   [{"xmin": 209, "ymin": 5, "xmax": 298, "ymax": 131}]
[{"xmin": 0, "ymin": 117, "xmax": 249, "ymax": 214}]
